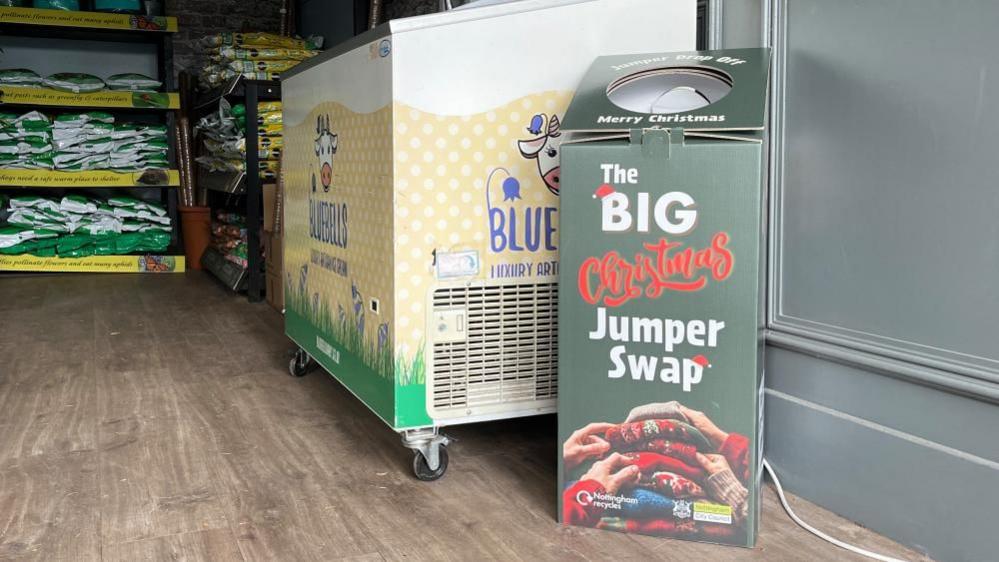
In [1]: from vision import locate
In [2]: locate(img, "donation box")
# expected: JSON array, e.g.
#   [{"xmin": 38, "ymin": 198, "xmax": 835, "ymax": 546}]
[{"xmin": 557, "ymin": 49, "xmax": 770, "ymax": 548}]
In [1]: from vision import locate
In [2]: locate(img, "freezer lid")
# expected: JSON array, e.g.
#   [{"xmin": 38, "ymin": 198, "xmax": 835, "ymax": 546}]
[
  {"xmin": 389, "ymin": 0, "xmax": 602, "ymax": 32},
  {"xmin": 562, "ymin": 48, "xmax": 771, "ymax": 136},
  {"xmin": 283, "ymin": 0, "xmax": 606, "ymax": 81}
]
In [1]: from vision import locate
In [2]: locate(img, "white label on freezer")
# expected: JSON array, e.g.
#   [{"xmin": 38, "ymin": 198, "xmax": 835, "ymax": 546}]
[{"xmin": 436, "ymin": 250, "xmax": 480, "ymax": 279}]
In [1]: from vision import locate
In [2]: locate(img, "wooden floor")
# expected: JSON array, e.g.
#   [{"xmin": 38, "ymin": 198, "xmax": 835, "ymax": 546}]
[{"xmin": 0, "ymin": 273, "xmax": 930, "ymax": 561}]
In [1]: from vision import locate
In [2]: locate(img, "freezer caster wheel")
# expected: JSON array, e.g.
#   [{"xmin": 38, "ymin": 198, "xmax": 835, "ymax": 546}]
[
  {"xmin": 413, "ymin": 446, "xmax": 448, "ymax": 481},
  {"xmin": 288, "ymin": 349, "xmax": 314, "ymax": 377}
]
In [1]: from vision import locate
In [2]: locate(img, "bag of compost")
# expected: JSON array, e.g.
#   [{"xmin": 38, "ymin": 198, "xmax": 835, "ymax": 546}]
[
  {"xmin": 56, "ymin": 234, "xmax": 93, "ymax": 253},
  {"xmin": 258, "ymin": 123, "xmax": 283, "ymax": 137},
  {"xmin": 201, "ymin": 32, "xmax": 323, "ymax": 51},
  {"xmin": 0, "ymin": 130, "xmax": 50, "ymax": 142},
  {"xmin": 0, "ymin": 226, "xmax": 35, "ymax": 249},
  {"xmin": 139, "ymin": 200, "xmax": 166, "ymax": 216},
  {"xmin": 111, "ymin": 123, "xmax": 167, "ymax": 140},
  {"xmin": 60, "ymin": 244, "xmax": 96, "ymax": 258},
  {"xmin": 77, "ymin": 218, "xmax": 121, "ymax": 236},
  {"xmin": 56, "ymin": 157, "xmax": 109, "ymax": 171},
  {"xmin": 112, "ymin": 138, "xmax": 168, "ymax": 153},
  {"xmin": 105, "ymin": 73, "xmax": 162, "ymax": 92},
  {"xmin": 6, "ymin": 111, "xmax": 51, "ymax": 130},
  {"xmin": 60, "ymin": 195, "xmax": 97, "ymax": 215},
  {"xmin": 0, "ymin": 68, "xmax": 42, "ymax": 86},
  {"xmin": 61, "ymin": 137, "xmax": 113, "ymax": 154},
  {"xmin": 1, "ymin": 154, "xmax": 54, "ymax": 169},
  {"xmin": 108, "ymin": 196, "xmax": 143, "ymax": 208},
  {"xmin": 43, "ymin": 73, "xmax": 105, "ymax": 94},
  {"xmin": 226, "ymin": 59, "xmax": 299, "ymax": 74},
  {"xmin": 140, "ymin": 231, "xmax": 170, "ymax": 249},
  {"xmin": 92, "ymin": 237, "xmax": 117, "ymax": 255},
  {"xmin": 52, "ymin": 152, "xmax": 108, "ymax": 169},
  {"xmin": 54, "ymin": 112, "xmax": 114, "ymax": 128},
  {"xmin": 217, "ymin": 46, "xmax": 318, "ymax": 61},
  {"xmin": 0, "ymin": 139, "xmax": 52, "ymax": 154},
  {"xmin": 7, "ymin": 207, "xmax": 66, "ymax": 228}
]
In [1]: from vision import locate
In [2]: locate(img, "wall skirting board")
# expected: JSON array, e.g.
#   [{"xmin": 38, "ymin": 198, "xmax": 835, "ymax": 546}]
[{"xmin": 763, "ymin": 344, "xmax": 999, "ymax": 562}]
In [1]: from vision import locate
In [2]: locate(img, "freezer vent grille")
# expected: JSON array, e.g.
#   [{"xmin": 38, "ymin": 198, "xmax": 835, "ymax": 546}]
[{"xmin": 430, "ymin": 283, "xmax": 558, "ymax": 412}]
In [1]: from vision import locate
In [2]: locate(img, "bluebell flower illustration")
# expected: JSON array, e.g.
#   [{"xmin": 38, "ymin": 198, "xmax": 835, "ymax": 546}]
[
  {"xmin": 356, "ymin": 311, "xmax": 365, "ymax": 336},
  {"xmin": 377, "ymin": 323, "xmax": 389, "ymax": 352},
  {"xmin": 527, "ymin": 113, "xmax": 545, "ymax": 135},
  {"xmin": 299, "ymin": 264, "xmax": 308, "ymax": 296},
  {"xmin": 312, "ymin": 292, "xmax": 320, "ymax": 316},
  {"xmin": 502, "ymin": 177, "xmax": 521, "ymax": 201},
  {"xmin": 337, "ymin": 304, "xmax": 346, "ymax": 328},
  {"xmin": 351, "ymin": 281, "xmax": 363, "ymax": 315}
]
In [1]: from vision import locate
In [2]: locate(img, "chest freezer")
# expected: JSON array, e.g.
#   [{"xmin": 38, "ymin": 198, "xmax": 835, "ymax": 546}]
[{"xmin": 281, "ymin": 0, "xmax": 695, "ymax": 479}]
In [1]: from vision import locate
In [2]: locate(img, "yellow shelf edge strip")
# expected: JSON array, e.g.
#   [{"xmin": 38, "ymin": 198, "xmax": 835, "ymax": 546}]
[
  {"xmin": 0, "ymin": 87, "xmax": 180, "ymax": 109},
  {"xmin": 0, "ymin": 254, "xmax": 185, "ymax": 273},
  {"xmin": 0, "ymin": 169, "xmax": 180, "ymax": 187},
  {"xmin": 0, "ymin": 6, "xmax": 177, "ymax": 32}
]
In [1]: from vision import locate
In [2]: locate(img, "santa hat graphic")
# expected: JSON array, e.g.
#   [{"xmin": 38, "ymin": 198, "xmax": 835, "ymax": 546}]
[
  {"xmin": 593, "ymin": 184, "xmax": 615, "ymax": 199},
  {"xmin": 691, "ymin": 355, "xmax": 711, "ymax": 368}
]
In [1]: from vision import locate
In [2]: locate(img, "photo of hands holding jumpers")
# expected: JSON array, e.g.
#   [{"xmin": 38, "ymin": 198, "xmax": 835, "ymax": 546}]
[{"xmin": 562, "ymin": 402, "xmax": 750, "ymax": 540}]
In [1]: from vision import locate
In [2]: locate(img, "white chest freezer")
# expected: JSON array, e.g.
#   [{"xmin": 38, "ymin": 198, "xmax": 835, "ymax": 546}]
[{"xmin": 282, "ymin": 0, "xmax": 695, "ymax": 479}]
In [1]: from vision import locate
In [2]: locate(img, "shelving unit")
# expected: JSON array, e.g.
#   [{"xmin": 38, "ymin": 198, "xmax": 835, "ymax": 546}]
[
  {"xmin": 194, "ymin": 77, "xmax": 280, "ymax": 301},
  {"xmin": 0, "ymin": 6, "xmax": 183, "ymax": 273}
]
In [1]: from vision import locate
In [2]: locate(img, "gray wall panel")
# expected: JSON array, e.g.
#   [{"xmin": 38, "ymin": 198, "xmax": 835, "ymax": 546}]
[
  {"xmin": 765, "ymin": 364, "xmax": 999, "ymax": 562},
  {"xmin": 766, "ymin": 345, "xmax": 999, "ymax": 464},
  {"xmin": 773, "ymin": 0, "xmax": 999, "ymax": 367}
]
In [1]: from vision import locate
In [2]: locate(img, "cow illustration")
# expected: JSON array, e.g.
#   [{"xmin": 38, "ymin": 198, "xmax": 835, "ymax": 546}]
[
  {"xmin": 314, "ymin": 115, "xmax": 338, "ymax": 193},
  {"xmin": 518, "ymin": 113, "xmax": 562, "ymax": 196}
]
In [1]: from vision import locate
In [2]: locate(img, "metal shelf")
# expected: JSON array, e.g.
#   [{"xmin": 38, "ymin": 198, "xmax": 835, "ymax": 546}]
[
  {"xmin": 195, "ymin": 77, "xmax": 281, "ymax": 111},
  {"xmin": 194, "ymin": 79, "xmax": 280, "ymax": 302},
  {"xmin": 0, "ymin": 5, "xmax": 181, "ymax": 261}
]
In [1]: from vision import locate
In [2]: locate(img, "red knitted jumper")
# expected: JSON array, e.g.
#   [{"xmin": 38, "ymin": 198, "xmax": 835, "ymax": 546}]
[
  {"xmin": 605, "ymin": 419, "xmax": 710, "ymax": 451},
  {"xmin": 719, "ymin": 433, "xmax": 751, "ymax": 483},
  {"xmin": 622, "ymin": 438, "xmax": 699, "ymax": 465},
  {"xmin": 562, "ymin": 480, "xmax": 605, "ymax": 526},
  {"xmin": 622, "ymin": 452, "xmax": 705, "ymax": 481},
  {"xmin": 643, "ymin": 470, "xmax": 707, "ymax": 498},
  {"xmin": 598, "ymin": 517, "xmax": 736, "ymax": 539}
]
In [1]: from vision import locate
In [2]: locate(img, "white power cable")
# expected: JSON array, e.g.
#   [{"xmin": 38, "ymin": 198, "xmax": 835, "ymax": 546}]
[{"xmin": 763, "ymin": 459, "xmax": 909, "ymax": 562}]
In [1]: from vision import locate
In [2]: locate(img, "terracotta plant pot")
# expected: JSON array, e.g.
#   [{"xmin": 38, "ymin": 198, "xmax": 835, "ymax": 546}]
[{"xmin": 179, "ymin": 205, "xmax": 211, "ymax": 270}]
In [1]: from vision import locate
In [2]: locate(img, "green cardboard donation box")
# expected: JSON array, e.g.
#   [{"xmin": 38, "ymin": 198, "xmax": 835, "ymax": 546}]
[{"xmin": 557, "ymin": 49, "xmax": 769, "ymax": 548}]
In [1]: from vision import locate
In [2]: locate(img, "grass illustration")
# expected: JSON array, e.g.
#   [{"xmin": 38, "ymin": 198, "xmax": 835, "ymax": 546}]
[{"xmin": 285, "ymin": 273, "xmax": 424, "ymax": 385}]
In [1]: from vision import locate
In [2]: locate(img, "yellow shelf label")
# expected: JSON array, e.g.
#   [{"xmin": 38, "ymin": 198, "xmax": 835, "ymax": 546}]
[
  {"xmin": 0, "ymin": 6, "xmax": 177, "ymax": 32},
  {"xmin": 0, "ymin": 169, "xmax": 180, "ymax": 187},
  {"xmin": 0, "ymin": 87, "xmax": 179, "ymax": 109},
  {"xmin": 0, "ymin": 254, "xmax": 185, "ymax": 273}
]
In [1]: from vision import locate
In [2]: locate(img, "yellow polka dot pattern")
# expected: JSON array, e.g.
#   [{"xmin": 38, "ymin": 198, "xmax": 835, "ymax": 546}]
[
  {"xmin": 283, "ymin": 103, "xmax": 395, "ymax": 357},
  {"xmin": 391, "ymin": 91, "xmax": 571, "ymax": 359},
  {"xmin": 283, "ymin": 91, "xmax": 573, "ymax": 374}
]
